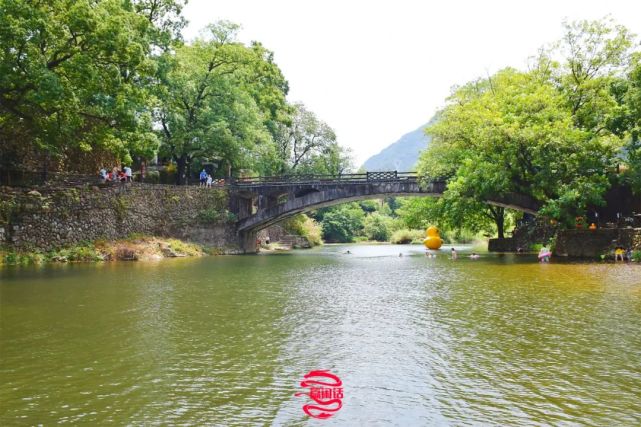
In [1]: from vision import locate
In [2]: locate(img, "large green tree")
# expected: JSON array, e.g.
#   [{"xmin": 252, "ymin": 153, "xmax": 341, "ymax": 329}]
[
  {"xmin": 0, "ymin": 0, "xmax": 185, "ymax": 172},
  {"xmin": 273, "ymin": 102, "xmax": 352, "ymax": 175},
  {"xmin": 154, "ymin": 21, "xmax": 290, "ymax": 184},
  {"xmin": 418, "ymin": 18, "xmax": 634, "ymax": 229}
]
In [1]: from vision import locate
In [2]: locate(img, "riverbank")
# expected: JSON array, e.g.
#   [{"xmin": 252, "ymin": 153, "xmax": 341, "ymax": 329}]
[{"xmin": 0, "ymin": 235, "xmax": 222, "ymax": 266}]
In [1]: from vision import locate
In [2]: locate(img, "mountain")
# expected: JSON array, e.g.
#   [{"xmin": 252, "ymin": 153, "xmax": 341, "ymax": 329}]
[{"xmin": 361, "ymin": 121, "xmax": 432, "ymax": 172}]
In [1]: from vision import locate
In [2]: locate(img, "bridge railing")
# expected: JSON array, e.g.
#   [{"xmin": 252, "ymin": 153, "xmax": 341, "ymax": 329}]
[
  {"xmin": 1, "ymin": 168, "xmax": 420, "ymax": 189},
  {"xmin": 231, "ymin": 171, "xmax": 418, "ymax": 187}
]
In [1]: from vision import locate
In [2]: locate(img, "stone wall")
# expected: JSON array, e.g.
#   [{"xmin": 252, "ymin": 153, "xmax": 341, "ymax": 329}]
[
  {"xmin": 488, "ymin": 238, "xmax": 516, "ymax": 252},
  {"xmin": 0, "ymin": 184, "xmax": 241, "ymax": 252},
  {"xmin": 554, "ymin": 228, "xmax": 641, "ymax": 258}
]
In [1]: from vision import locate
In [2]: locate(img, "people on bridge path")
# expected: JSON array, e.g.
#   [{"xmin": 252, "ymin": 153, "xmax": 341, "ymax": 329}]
[
  {"xmin": 199, "ymin": 169, "xmax": 208, "ymax": 187},
  {"xmin": 206, "ymin": 174, "xmax": 213, "ymax": 188},
  {"xmin": 124, "ymin": 166, "xmax": 132, "ymax": 182}
]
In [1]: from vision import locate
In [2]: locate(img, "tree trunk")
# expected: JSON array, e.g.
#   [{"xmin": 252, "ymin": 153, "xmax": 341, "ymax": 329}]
[
  {"xmin": 496, "ymin": 214, "xmax": 505, "ymax": 239},
  {"xmin": 487, "ymin": 205, "xmax": 506, "ymax": 239},
  {"xmin": 175, "ymin": 155, "xmax": 188, "ymax": 185},
  {"xmin": 494, "ymin": 207, "xmax": 505, "ymax": 239}
]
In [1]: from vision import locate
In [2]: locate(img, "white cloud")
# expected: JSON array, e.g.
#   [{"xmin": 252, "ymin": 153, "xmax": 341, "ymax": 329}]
[{"xmin": 182, "ymin": 0, "xmax": 641, "ymax": 166}]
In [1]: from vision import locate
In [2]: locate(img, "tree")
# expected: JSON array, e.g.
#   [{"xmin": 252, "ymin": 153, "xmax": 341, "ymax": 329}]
[
  {"xmin": 274, "ymin": 103, "xmax": 351, "ymax": 175},
  {"xmin": 555, "ymin": 18, "xmax": 633, "ymax": 133},
  {"xmin": 420, "ymin": 66, "xmax": 619, "ymax": 229},
  {"xmin": 363, "ymin": 212, "xmax": 393, "ymax": 241},
  {"xmin": 396, "ymin": 197, "xmax": 499, "ymax": 237},
  {"xmin": 608, "ymin": 54, "xmax": 641, "ymax": 193},
  {"xmin": 319, "ymin": 204, "xmax": 364, "ymax": 242},
  {"xmin": 0, "ymin": 0, "xmax": 185, "ymax": 172},
  {"xmin": 154, "ymin": 21, "xmax": 289, "ymax": 183}
]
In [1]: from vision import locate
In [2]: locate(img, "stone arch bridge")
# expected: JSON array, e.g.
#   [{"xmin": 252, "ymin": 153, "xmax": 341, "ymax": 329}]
[{"xmin": 228, "ymin": 171, "xmax": 540, "ymax": 252}]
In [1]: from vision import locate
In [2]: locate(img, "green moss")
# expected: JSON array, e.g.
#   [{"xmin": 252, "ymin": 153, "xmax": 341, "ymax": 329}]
[
  {"xmin": 112, "ymin": 196, "xmax": 129, "ymax": 221},
  {"xmin": 0, "ymin": 198, "xmax": 19, "ymax": 224}
]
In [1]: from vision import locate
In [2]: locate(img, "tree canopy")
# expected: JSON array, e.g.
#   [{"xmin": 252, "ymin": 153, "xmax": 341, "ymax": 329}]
[
  {"xmin": 0, "ymin": 0, "xmax": 186, "ymax": 171},
  {"xmin": 0, "ymin": 2, "xmax": 351, "ymax": 182},
  {"xmin": 417, "ymin": 18, "xmax": 638, "ymax": 228}
]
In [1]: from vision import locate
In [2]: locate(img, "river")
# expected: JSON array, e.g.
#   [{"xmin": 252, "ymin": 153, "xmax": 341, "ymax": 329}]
[{"xmin": 1, "ymin": 244, "xmax": 640, "ymax": 425}]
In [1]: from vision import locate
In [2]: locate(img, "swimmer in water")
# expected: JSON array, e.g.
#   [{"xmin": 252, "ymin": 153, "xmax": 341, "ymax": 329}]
[
  {"xmin": 451, "ymin": 248, "xmax": 457, "ymax": 260},
  {"xmin": 469, "ymin": 252, "xmax": 480, "ymax": 259}
]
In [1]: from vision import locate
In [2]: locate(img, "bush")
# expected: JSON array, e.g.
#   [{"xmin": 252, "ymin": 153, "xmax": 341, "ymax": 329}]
[
  {"xmin": 198, "ymin": 208, "xmax": 221, "ymax": 222},
  {"xmin": 144, "ymin": 170, "xmax": 160, "ymax": 184},
  {"xmin": 321, "ymin": 207, "xmax": 364, "ymax": 243},
  {"xmin": 167, "ymin": 239, "xmax": 202, "ymax": 256},
  {"xmin": 632, "ymin": 250, "xmax": 641, "ymax": 262},
  {"xmin": 391, "ymin": 229, "xmax": 425, "ymax": 244},
  {"xmin": 363, "ymin": 212, "xmax": 393, "ymax": 241},
  {"xmin": 283, "ymin": 214, "xmax": 322, "ymax": 246}
]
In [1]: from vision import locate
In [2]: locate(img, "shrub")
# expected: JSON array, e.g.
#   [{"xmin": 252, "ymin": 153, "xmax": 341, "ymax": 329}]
[
  {"xmin": 391, "ymin": 228, "xmax": 425, "ymax": 244},
  {"xmin": 363, "ymin": 213, "xmax": 393, "ymax": 241},
  {"xmin": 145, "ymin": 170, "xmax": 160, "ymax": 184},
  {"xmin": 283, "ymin": 214, "xmax": 322, "ymax": 246},
  {"xmin": 167, "ymin": 239, "xmax": 203, "ymax": 256},
  {"xmin": 632, "ymin": 250, "xmax": 641, "ymax": 262},
  {"xmin": 321, "ymin": 207, "xmax": 364, "ymax": 243},
  {"xmin": 198, "ymin": 208, "xmax": 221, "ymax": 222}
]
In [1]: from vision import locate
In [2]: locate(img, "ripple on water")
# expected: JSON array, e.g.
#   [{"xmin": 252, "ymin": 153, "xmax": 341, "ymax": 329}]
[{"xmin": 1, "ymin": 247, "xmax": 640, "ymax": 425}]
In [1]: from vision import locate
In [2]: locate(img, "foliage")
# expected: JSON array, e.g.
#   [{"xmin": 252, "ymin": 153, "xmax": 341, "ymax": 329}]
[
  {"xmin": 417, "ymin": 18, "xmax": 637, "ymax": 229},
  {"xmin": 363, "ymin": 212, "xmax": 393, "ymax": 241},
  {"xmin": 282, "ymin": 214, "xmax": 322, "ymax": 246},
  {"xmin": 319, "ymin": 204, "xmax": 364, "ymax": 243},
  {"xmin": 390, "ymin": 228, "xmax": 424, "ymax": 244},
  {"xmin": 0, "ymin": 0, "xmax": 185, "ymax": 169},
  {"xmin": 198, "ymin": 207, "xmax": 222, "ymax": 223},
  {"xmin": 632, "ymin": 250, "xmax": 641, "ymax": 262},
  {"xmin": 273, "ymin": 103, "xmax": 352, "ymax": 175},
  {"xmin": 0, "ymin": 3, "xmax": 353, "ymax": 181},
  {"xmin": 618, "ymin": 55, "xmax": 641, "ymax": 192},
  {"xmin": 166, "ymin": 238, "xmax": 202, "ymax": 256},
  {"xmin": 154, "ymin": 21, "xmax": 290, "ymax": 183},
  {"xmin": 0, "ymin": 236, "xmax": 213, "ymax": 265},
  {"xmin": 1, "ymin": 243, "xmax": 103, "ymax": 265}
]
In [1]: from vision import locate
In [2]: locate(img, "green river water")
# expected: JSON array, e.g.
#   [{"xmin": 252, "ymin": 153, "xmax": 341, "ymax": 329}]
[{"xmin": 1, "ymin": 244, "xmax": 640, "ymax": 425}]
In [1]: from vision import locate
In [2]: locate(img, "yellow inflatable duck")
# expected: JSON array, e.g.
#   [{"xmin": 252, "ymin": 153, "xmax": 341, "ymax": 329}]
[{"xmin": 423, "ymin": 226, "xmax": 443, "ymax": 250}]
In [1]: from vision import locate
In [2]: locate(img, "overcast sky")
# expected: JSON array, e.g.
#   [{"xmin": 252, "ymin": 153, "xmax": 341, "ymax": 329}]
[{"xmin": 182, "ymin": 0, "xmax": 641, "ymax": 166}]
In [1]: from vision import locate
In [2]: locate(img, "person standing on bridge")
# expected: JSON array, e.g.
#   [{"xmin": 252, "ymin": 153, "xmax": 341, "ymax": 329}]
[
  {"xmin": 124, "ymin": 165, "xmax": 132, "ymax": 182},
  {"xmin": 199, "ymin": 169, "xmax": 207, "ymax": 187}
]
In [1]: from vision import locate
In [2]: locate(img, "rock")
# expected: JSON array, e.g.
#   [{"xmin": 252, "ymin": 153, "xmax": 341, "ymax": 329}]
[{"xmin": 159, "ymin": 243, "xmax": 185, "ymax": 257}]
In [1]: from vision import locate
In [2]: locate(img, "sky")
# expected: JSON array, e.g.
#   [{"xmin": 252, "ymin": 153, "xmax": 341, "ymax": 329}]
[{"xmin": 182, "ymin": 0, "xmax": 641, "ymax": 166}]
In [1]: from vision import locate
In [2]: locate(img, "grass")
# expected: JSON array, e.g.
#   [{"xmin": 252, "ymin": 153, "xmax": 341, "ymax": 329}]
[
  {"xmin": 390, "ymin": 229, "xmax": 425, "ymax": 244},
  {"xmin": 1, "ymin": 235, "xmax": 213, "ymax": 266}
]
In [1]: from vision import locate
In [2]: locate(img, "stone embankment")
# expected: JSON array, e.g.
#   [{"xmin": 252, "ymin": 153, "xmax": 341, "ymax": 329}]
[
  {"xmin": 554, "ymin": 228, "xmax": 641, "ymax": 258},
  {"xmin": 0, "ymin": 183, "xmax": 240, "ymax": 253}
]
